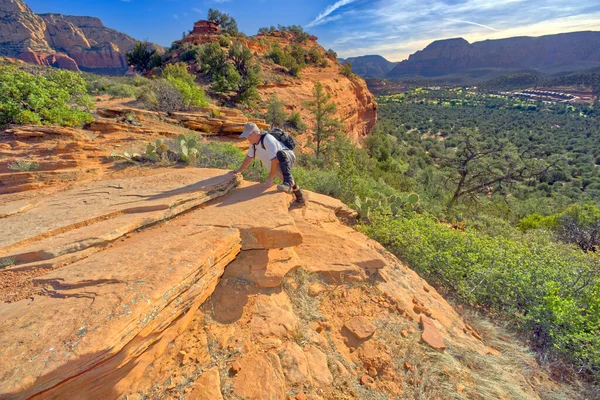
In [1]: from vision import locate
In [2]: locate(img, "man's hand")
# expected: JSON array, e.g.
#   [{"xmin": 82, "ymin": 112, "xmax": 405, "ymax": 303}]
[{"xmin": 264, "ymin": 177, "xmax": 274, "ymax": 188}]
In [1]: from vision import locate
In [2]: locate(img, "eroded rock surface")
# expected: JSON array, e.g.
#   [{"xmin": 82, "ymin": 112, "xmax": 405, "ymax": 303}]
[{"xmin": 0, "ymin": 175, "xmax": 549, "ymax": 400}]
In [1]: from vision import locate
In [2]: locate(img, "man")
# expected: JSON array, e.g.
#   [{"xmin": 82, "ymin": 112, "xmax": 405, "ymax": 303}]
[{"xmin": 233, "ymin": 122, "xmax": 305, "ymax": 205}]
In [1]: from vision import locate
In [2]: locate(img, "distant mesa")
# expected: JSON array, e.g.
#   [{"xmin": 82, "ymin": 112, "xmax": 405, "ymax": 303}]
[
  {"xmin": 339, "ymin": 55, "xmax": 399, "ymax": 79},
  {"xmin": 385, "ymin": 31, "xmax": 600, "ymax": 81},
  {"xmin": 0, "ymin": 0, "xmax": 162, "ymax": 75}
]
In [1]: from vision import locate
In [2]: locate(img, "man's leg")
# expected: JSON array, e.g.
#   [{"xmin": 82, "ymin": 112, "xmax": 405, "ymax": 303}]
[
  {"xmin": 276, "ymin": 150, "xmax": 305, "ymax": 204},
  {"xmin": 276, "ymin": 150, "xmax": 294, "ymax": 192}
]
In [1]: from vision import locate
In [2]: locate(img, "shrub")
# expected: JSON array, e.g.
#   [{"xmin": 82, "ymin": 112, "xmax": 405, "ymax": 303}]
[
  {"xmin": 105, "ymin": 84, "xmax": 141, "ymax": 99},
  {"xmin": 126, "ymin": 41, "xmax": 159, "ymax": 73},
  {"xmin": 139, "ymin": 79, "xmax": 185, "ymax": 113},
  {"xmin": 265, "ymin": 95, "xmax": 286, "ymax": 128},
  {"xmin": 341, "ymin": 62, "xmax": 353, "ymax": 77},
  {"xmin": 8, "ymin": 159, "xmax": 39, "ymax": 171},
  {"xmin": 363, "ymin": 212, "xmax": 600, "ymax": 382},
  {"xmin": 287, "ymin": 111, "xmax": 306, "ymax": 132},
  {"xmin": 179, "ymin": 44, "xmax": 202, "ymax": 62},
  {"xmin": 218, "ymin": 36, "xmax": 230, "ymax": 47},
  {"xmin": 307, "ymin": 46, "xmax": 323, "ymax": 65},
  {"xmin": 325, "ymin": 48, "xmax": 338, "ymax": 59},
  {"xmin": 0, "ymin": 66, "xmax": 93, "ymax": 127},
  {"xmin": 161, "ymin": 63, "xmax": 208, "ymax": 108}
]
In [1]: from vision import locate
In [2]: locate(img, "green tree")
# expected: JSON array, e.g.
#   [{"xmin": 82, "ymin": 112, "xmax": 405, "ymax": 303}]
[
  {"xmin": 265, "ymin": 95, "xmax": 286, "ymax": 128},
  {"xmin": 306, "ymin": 82, "xmax": 341, "ymax": 158},
  {"xmin": 207, "ymin": 8, "xmax": 239, "ymax": 36},
  {"xmin": 556, "ymin": 204, "xmax": 600, "ymax": 251},
  {"xmin": 228, "ymin": 41, "xmax": 261, "ymax": 103},
  {"xmin": 126, "ymin": 41, "xmax": 157, "ymax": 74},
  {"xmin": 443, "ymin": 129, "xmax": 550, "ymax": 207}
]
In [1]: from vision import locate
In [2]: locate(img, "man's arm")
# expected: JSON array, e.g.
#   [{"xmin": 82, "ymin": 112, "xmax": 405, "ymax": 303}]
[
  {"xmin": 233, "ymin": 156, "xmax": 253, "ymax": 174},
  {"xmin": 265, "ymin": 158, "xmax": 279, "ymax": 187}
]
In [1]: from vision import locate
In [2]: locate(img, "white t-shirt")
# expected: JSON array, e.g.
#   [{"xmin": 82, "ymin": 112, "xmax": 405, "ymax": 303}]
[{"xmin": 247, "ymin": 133, "xmax": 289, "ymax": 169}]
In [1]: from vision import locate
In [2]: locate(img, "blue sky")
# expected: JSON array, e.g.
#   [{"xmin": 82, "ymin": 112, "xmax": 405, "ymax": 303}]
[{"xmin": 26, "ymin": 0, "xmax": 600, "ymax": 61}]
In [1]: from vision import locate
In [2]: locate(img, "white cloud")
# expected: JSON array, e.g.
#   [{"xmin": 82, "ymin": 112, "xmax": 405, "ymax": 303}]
[
  {"xmin": 323, "ymin": 0, "xmax": 600, "ymax": 61},
  {"xmin": 306, "ymin": 0, "xmax": 356, "ymax": 28},
  {"xmin": 445, "ymin": 19, "xmax": 499, "ymax": 32}
]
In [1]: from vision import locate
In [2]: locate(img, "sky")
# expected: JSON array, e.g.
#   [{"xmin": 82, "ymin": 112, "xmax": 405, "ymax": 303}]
[{"xmin": 26, "ymin": 0, "xmax": 600, "ymax": 61}]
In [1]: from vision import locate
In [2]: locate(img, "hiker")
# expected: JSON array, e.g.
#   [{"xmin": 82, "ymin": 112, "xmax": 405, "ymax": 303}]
[{"xmin": 232, "ymin": 122, "xmax": 305, "ymax": 205}]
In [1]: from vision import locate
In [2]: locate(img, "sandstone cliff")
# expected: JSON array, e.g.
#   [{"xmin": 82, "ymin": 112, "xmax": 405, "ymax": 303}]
[
  {"xmin": 0, "ymin": 0, "xmax": 158, "ymax": 74},
  {"xmin": 388, "ymin": 31, "xmax": 600, "ymax": 79}
]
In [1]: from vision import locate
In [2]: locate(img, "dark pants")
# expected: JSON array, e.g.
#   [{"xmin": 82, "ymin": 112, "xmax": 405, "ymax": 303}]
[{"xmin": 276, "ymin": 150, "xmax": 305, "ymax": 203}]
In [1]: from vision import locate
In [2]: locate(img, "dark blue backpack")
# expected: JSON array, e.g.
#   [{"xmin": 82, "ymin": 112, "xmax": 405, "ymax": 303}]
[{"xmin": 259, "ymin": 128, "xmax": 296, "ymax": 150}]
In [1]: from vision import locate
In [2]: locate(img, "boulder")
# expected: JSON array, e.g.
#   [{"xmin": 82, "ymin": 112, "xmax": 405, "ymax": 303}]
[
  {"xmin": 233, "ymin": 352, "xmax": 286, "ymax": 400},
  {"xmin": 344, "ymin": 316, "xmax": 377, "ymax": 340},
  {"xmin": 187, "ymin": 367, "xmax": 223, "ymax": 400}
]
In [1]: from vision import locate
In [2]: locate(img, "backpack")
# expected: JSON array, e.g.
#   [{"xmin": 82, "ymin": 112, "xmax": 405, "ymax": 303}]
[{"xmin": 259, "ymin": 128, "xmax": 296, "ymax": 150}]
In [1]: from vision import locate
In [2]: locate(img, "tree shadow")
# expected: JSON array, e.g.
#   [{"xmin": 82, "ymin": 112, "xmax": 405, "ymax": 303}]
[{"xmin": 33, "ymin": 278, "xmax": 121, "ymax": 302}]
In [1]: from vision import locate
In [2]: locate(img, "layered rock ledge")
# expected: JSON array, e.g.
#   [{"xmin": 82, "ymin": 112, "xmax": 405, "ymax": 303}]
[{"xmin": 0, "ymin": 169, "xmax": 543, "ymax": 399}]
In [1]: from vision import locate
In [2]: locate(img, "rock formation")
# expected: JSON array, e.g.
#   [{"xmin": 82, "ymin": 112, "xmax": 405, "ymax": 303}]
[
  {"xmin": 0, "ymin": 94, "xmax": 559, "ymax": 398},
  {"xmin": 172, "ymin": 22, "xmax": 378, "ymax": 143},
  {"xmin": 0, "ymin": 0, "xmax": 160, "ymax": 74},
  {"xmin": 0, "ymin": 169, "xmax": 547, "ymax": 399},
  {"xmin": 388, "ymin": 31, "xmax": 600, "ymax": 79}
]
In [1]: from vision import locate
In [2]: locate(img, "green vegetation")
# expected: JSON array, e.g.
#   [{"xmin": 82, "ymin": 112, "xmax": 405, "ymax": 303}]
[
  {"xmin": 267, "ymin": 42, "xmax": 327, "ymax": 77},
  {"xmin": 8, "ymin": 159, "xmax": 39, "ymax": 171},
  {"xmin": 207, "ymin": 8, "xmax": 239, "ymax": 37},
  {"xmin": 126, "ymin": 41, "xmax": 162, "ymax": 74},
  {"xmin": 287, "ymin": 111, "xmax": 306, "ymax": 132},
  {"xmin": 196, "ymin": 41, "xmax": 260, "ymax": 104},
  {"xmin": 0, "ymin": 257, "xmax": 17, "ymax": 268},
  {"xmin": 264, "ymin": 95, "xmax": 286, "ymax": 128},
  {"xmin": 0, "ymin": 66, "xmax": 93, "ymax": 127},
  {"xmin": 363, "ymin": 213, "xmax": 600, "ymax": 381},
  {"xmin": 305, "ymin": 82, "xmax": 341, "ymax": 158},
  {"xmin": 341, "ymin": 62, "xmax": 353, "ymax": 77},
  {"xmin": 82, "ymin": 73, "xmax": 150, "ymax": 99},
  {"xmin": 138, "ymin": 63, "xmax": 208, "ymax": 112}
]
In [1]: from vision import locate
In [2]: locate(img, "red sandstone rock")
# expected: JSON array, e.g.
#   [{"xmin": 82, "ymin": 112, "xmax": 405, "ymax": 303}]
[
  {"xmin": 344, "ymin": 316, "xmax": 377, "ymax": 340},
  {"xmin": 420, "ymin": 315, "xmax": 446, "ymax": 350},
  {"xmin": 188, "ymin": 367, "xmax": 224, "ymax": 400}
]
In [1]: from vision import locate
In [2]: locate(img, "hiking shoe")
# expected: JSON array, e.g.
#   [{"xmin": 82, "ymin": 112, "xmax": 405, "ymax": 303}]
[
  {"xmin": 277, "ymin": 182, "xmax": 293, "ymax": 193},
  {"xmin": 295, "ymin": 197, "xmax": 307, "ymax": 206}
]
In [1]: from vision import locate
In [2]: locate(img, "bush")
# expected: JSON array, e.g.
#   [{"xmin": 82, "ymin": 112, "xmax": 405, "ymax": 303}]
[
  {"xmin": 218, "ymin": 36, "xmax": 230, "ymax": 47},
  {"xmin": 265, "ymin": 95, "xmax": 286, "ymax": 128},
  {"xmin": 341, "ymin": 62, "xmax": 353, "ymax": 77},
  {"xmin": 307, "ymin": 46, "xmax": 323, "ymax": 65},
  {"xmin": 105, "ymin": 84, "xmax": 141, "ymax": 99},
  {"xmin": 0, "ymin": 66, "xmax": 93, "ymax": 127},
  {"xmin": 287, "ymin": 111, "xmax": 306, "ymax": 132},
  {"xmin": 179, "ymin": 44, "xmax": 202, "ymax": 62},
  {"xmin": 325, "ymin": 49, "xmax": 338, "ymax": 59},
  {"xmin": 161, "ymin": 63, "xmax": 208, "ymax": 109},
  {"xmin": 139, "ymin": 79, "xmax": 185, "ymax": 113},
  {"xmin": 364, "ymin": 212, "xmax": 600, "ymax": 382}
]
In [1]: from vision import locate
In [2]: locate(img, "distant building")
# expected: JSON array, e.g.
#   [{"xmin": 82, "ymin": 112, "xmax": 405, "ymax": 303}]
[{"xmin": 191, "ymin": 20, "xmax": 220, "ymax": 35}]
